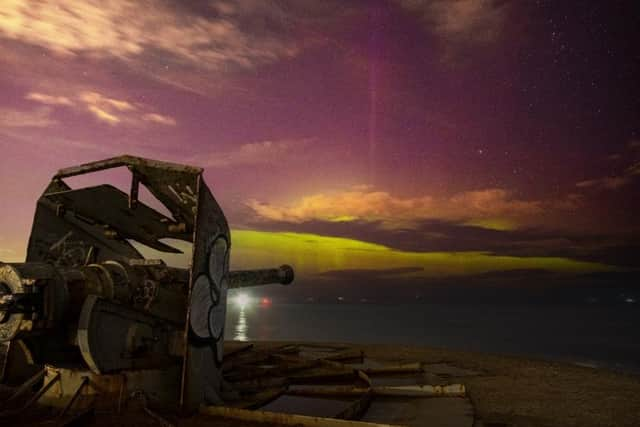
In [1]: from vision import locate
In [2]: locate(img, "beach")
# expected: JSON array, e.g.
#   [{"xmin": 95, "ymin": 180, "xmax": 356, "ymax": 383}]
[{"xmin": 352, "ymin": 342, "xmax": 640, "ymax": 427}]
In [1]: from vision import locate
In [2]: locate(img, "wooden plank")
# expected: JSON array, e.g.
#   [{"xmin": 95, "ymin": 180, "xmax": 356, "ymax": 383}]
[
  {"xmin": 288, "ymin": 386, "xmax": 372, "ymax": 398},
  {"xmin": 287, "ymin": 384, "xmax": 466, "ymax": 398},
  {"xmin": 372, "ymin": 384, "xmax": 466, "ymax": 397},
  {"xmin": 200, "ymin": 405, "xmax": 407, "ymax": 427}
]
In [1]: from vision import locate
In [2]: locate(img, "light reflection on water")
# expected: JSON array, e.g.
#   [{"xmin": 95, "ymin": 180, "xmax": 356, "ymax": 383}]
[{"xmin": 234, "ymin": 307, "xmax": 248, "ymax": 341}]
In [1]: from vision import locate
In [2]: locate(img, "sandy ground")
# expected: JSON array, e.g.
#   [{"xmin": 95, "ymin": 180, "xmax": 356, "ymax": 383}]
[
  {"xmin": 341, "ymin": 342, "xmax": 640, "ymax": 427},
  {"xmin": 2, "ymin": 341, "xmax": 640, "ymax": 427}
]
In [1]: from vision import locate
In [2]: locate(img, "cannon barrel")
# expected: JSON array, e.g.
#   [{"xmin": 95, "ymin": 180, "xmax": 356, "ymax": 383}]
[{"xmin": 227, "ymin": 265, "xmax": 294, "ymax": 289}]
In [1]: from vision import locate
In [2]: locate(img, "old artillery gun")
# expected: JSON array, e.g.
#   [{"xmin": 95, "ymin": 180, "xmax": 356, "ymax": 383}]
[{"xmin": 0, "ymin": 155, "xmax": 293, "ymax": 415}]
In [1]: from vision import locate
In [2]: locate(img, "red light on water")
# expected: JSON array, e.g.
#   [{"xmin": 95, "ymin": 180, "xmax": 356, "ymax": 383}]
[{"xmin": 261, "ymin": 297, "xmax": 272, "ymax": 306}]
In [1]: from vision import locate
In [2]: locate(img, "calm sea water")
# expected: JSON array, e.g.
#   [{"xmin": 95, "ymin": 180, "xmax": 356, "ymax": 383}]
[{"xmin": 225, "ymin": 301, "xmax": 640, "ymax": 373}]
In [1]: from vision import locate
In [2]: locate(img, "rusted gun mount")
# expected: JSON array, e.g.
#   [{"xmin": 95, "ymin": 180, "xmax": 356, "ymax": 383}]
[{"xmin": 0, "ymin": 155, "xmax": 294, "ymax": 414}]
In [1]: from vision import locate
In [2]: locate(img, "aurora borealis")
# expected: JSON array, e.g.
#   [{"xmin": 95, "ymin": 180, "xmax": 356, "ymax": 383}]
[{"xmin": 0, "ymin": 1, "xmax": 638, "ymax": 296}]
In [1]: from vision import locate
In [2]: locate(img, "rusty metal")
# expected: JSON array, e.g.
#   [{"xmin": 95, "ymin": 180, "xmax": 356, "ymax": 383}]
[
  {"xmin": 132, "ymin": 390, "xmax": 176, "ymax": 427},
  {"xmin": 54, "ymin": 155, "xmax": 203, "ymax": 179},
  {"xmin": 0, "ymin": 155, "xmax": 469, "ymax": 425},
  {"xmin": 58, "ymin": 376, "xmax": 88, "ymax": 418},
  {"xmin": 117, "ymin": 373, "xmax": 126, "ymax": 414},
  {"xmin": 228, "ymin": 265, "xmax": 294, "ymax": 289},
  {"xmin": 0, "ymin": 372, "xmax": 60, "ymax": 417},
  {"xmin": 0, "ymin": 155, "xmax": 296, "ymax": 416},
  {"xmin": 2, "ymin": 368, "xmax": 45, "ymax": 407}
]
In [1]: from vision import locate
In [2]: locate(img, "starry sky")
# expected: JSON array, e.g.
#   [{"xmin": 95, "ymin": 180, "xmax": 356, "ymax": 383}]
[{"xmin": 0, "ymin": 1, "xmax": 638, "ymax": 299}]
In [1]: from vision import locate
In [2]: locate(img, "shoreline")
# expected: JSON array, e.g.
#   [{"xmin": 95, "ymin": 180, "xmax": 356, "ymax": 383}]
[{"xmin": 224, "ymin": 300, "xmax": 640, "ymax": 378}]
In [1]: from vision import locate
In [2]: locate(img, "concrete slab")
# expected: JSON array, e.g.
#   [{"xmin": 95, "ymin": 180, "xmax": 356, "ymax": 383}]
[
  {"xmin": 362, "ymin": 397, "xmax": 475, "ymax": 427},
  {"xmin": 261, "ymin": 395, "xmax": 353, "ymax": 418}
]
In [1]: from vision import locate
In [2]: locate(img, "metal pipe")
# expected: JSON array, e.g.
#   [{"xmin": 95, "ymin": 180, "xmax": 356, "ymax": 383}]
[{"xmin": 227, "ymin": 265, "xmax": 294, "ymax": 289}]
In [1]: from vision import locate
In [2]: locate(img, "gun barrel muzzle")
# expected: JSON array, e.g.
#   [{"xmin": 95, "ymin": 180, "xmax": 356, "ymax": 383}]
[{"xmin": 227, "ymin": 265, "xmax": 294, "ymax": 289}]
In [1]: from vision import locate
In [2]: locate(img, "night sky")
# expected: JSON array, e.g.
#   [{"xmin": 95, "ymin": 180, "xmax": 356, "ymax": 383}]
[{"xmin": 1, "ymin": 1, "xmax": 638, "ymax": 300}]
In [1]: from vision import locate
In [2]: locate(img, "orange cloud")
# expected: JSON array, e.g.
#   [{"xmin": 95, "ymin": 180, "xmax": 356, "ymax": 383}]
[
  {"xmin": 81, "ymin": 92, "xmax": 135, "ymax": 112},
  {"xmin": 22, "ymin": 89, "xmax": 176, "ymax": 127},
  {"xmin": 246, "ymin": 187, "xmax": 566, "ymax": 229},
  {"xmin": 86, "ymin": 105, "xmax": 120, "ymax": 125},
  {"xmin": 25, "ymin": 92, "xmax": 73, "ymax": 106},
  {"xmin": 79, "ymin": 91, "xmax": 135, "ymax": 125},
  {"xmin": 143, "ymin": 113, "xmax": 177, "ymax": 126}
]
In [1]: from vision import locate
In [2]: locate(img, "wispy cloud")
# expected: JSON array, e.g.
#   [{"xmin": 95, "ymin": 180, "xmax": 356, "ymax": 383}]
[
  {"xmin": 143, "ymin": 113, "xmax": 177, "ymax": 126},
  {"xmin": 0, "ymin": 1, "xmax": 353, "ymax": 96},
  {"xmin": 79, "ymin": 91, "xmax": 135, "ymax": 125},
  {"xmin": 576, "ymin": 176, "xmax": 630, "ymax": 190},
  {"xmin": 397, "ymin": 0, "xmax": 510, "ymax": 57},
  {"xmin": 0, "ymin": 0, "xmax": 311, "ymax": 72},
  {"xmin": 247, "ymin": 187, "xmax": 575, "ymax": 229},
  {"xmin": 576, "ymin": 143, "xmax": 640, "ymax": 190},
  {"xmin": 197, "ymin": 138, "xmax": 314, "ymax": 168},
  {"xmin": 24, "ymin": 89, "xmax": 176, "ymax": 127},
  {"xmin": 0, "ymin": 106, "xmax": 57, "ymax": 128},
  {"xmin": 25, "ymin": 92, "xmax": 73, "ymax": 106}
]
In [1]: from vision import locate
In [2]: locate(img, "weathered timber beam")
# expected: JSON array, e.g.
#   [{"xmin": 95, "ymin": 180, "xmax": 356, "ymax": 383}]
[{"xmin": 287, "ymin": 384, "xmax": 466, "ymax": 398}]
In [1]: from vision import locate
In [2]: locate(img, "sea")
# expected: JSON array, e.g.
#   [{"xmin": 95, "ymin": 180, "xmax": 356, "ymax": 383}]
[{"xmin": 224, "ymin": 298, "xmax": 640, "ymax": 374}]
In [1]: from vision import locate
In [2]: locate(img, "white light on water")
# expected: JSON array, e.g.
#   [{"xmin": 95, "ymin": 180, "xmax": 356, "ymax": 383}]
[{"xmin": 234, "ymin": 293, "xmax": 251, "ymax": 309}]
